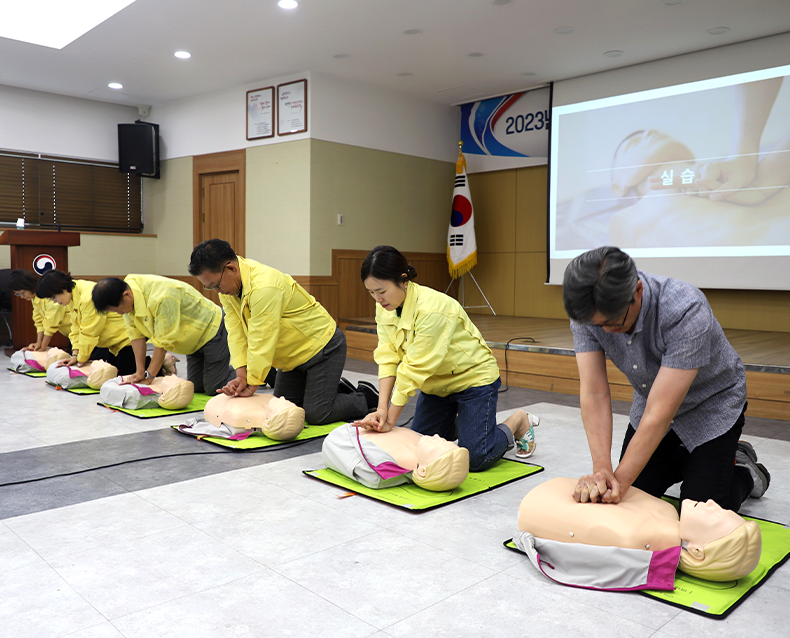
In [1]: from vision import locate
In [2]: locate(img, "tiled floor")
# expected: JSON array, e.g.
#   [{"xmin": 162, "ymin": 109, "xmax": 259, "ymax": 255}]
[{"xmin": 1, "ymin": 359, "xmax": 788, "ymax": 637}]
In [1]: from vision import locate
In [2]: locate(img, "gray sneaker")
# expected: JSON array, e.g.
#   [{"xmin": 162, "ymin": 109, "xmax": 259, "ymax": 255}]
[{"xmin": 735, "ymin": 441, "xmax": 771, "ymax": 498}]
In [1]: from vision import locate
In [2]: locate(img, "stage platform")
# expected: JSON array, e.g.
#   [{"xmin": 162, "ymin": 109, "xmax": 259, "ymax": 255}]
[{"xmin": 339, "ymin": 315, "xmax": 790, "ymax": 422}]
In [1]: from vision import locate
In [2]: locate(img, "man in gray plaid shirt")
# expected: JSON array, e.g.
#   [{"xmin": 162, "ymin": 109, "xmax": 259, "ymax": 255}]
[{"xmin": 562, "ymin": 246, "xmax": 769, "ymax": 511}]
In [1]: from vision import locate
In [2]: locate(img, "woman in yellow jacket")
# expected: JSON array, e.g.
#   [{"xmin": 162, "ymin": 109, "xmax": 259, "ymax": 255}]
[
  {"xmin": 355, "ymin": 246, "xmax": 539, "ymax": 472},
  {"xmin": 35, "ymin": 270, "xmax": 134, "ymax": 374},
  {"xmin": 8, "ymin": 269, "xmax": 72, "ymax": 351}
]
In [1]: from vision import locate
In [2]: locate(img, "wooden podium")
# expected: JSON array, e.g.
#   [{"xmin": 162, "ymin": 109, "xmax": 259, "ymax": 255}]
[{"xmin": 0, "ymin": 230, "xmax": 80, "ymax": 350}]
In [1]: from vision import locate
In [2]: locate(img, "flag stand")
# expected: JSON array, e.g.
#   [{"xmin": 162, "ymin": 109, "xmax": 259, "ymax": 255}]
[{"xmin": 446, "ymin": 273, "xmax": 496, "ymax": 315}]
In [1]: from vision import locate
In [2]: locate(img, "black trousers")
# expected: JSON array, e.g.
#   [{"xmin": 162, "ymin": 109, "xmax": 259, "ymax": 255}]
[
  {"xmin": 91, "ymin": 345, "xmax": 140, "ymax": 377},
  {"xmin": 620, "ymin": 404, "xmax": 753, "ymax": 512}
]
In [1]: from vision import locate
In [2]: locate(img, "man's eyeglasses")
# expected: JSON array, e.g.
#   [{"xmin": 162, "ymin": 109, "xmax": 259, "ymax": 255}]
[
  {"xmin": 203, "ymin": 264, "xmax": 229, "ymax": 291},
  {"xmin": 590, "ymin": 302, "xmax": 631, "ymax": 328}
]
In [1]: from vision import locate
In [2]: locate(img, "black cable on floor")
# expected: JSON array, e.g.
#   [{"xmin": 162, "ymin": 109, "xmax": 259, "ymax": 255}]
[
  {"xmin": 0, "ymin": 440, "xmax": 308, "ymax": 488},
  {"xmin": 498, "ymin": 336, "xmax": 536, "ymax": 393}
]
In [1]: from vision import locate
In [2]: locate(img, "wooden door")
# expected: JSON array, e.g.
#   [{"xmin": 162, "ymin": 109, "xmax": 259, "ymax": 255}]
[{"xmin": 193, "ymin": 149, "xmax": 246, "ymax": 304}]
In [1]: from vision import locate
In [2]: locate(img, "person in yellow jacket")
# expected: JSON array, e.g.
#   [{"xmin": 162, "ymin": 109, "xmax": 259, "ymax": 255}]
[
  {"xmin": 8, "ymin": 269, "xmax": 72, "ymax": 351},
  {"xmin": 188, "ymin": 239, "xmax": 373, "ymax": 425},
  {"xmin": 35, "ymin": 270, "xmax": 135, "ymax": 375},
  {"xmin": 354, "ymin": 246, "xmax": 539, "ymax": 472},
  {"xmin": 91, "ymin": 275, "xmax": 234, "ymax": 394}
]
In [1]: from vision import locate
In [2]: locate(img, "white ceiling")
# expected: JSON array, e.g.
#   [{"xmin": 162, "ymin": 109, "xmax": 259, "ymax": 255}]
[{"xmin": 2, "ymin": 0, "xmax": 789, "ymax": 108}]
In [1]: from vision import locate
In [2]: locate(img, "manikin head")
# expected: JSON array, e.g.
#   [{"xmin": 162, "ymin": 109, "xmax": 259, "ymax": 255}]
[
  {"xmin": 204, "ymin": 394, "xmax": 305, "ymax": 441},
  {"xmin": 85, "ymin": 360, "xmax": 119, "ymax": 389},
  {"xmin": 44, "ymin": 348, "xmax": 70, "ymax": 370},
  {"xmin": 156, "ymin": 376, "xmax": 195, "ymax": 410},
  {"xmin": 677, "ymin": 499, "xmax": 762, "ymax": 581},
  {"xmin": 610, "ymin": 129, "xmax": 695, "ymax": 199},
  {"xmin": 411, "ymin": 434, "xmax": 469, "ymax": 491}
]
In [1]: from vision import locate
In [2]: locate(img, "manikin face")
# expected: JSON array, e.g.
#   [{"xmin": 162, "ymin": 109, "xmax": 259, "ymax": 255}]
[
  {"xmin": 611, "ymin": 130, "xmax": 695, "ymax": 197},
  {"xmin": 52, "ymin": 291, "xmax": 72, "ymax": 306},
  {"xmin": 415, "ymin": 434, "xmax": 458, "ymax": 467},
  {"xmin": 364, "ymin": 276, "xmax": 408, "ymax": 312},
  {"xmin": 680, "ymin": 499, "xmax": 745, "ymax": 555},
  {"xmin": 264, "ymin": 396, "xmax": 296, "ymax": 424}
]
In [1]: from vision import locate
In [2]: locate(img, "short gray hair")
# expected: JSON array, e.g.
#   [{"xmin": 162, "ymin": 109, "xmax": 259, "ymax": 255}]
[{"xmin": 562, "ymin": 247, "xmax": 638, "ymax": 323}]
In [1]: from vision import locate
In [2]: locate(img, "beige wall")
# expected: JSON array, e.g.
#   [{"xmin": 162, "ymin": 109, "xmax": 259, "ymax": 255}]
[
  {"xmin": 144, "ymin": 156, "xmax": 194, "ymax": 276},
  {"xmin": 309, "ymin": 140, "xmax": 454, "ymax": 275},
  {"xmin": 246, "ymin": 140, "xmax": 312, "ymax": 274},
  {"xmin": 466, "ymin": 165, "xmax": 790, "ymax": 333},
  {"xmin": 69, "ymin": 234, "xmax": 158, "ymax": 276}
]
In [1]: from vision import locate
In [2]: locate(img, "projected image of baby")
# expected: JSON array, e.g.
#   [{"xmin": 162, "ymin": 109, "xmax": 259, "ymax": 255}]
[{"xmin": 608, "ymin": 77, "xmax": 790, "ymax": 248}]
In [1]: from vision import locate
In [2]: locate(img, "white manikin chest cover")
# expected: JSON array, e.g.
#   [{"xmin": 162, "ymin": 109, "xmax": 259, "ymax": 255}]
[
  {"xmin": 513, "ymin": 531, "xmax": 680, "ymax": 591},
  {"xmin": 10, "ymin": 350, "xmax": 44, "ymax": 374},
  {"xmin": 321, "ymin": 423, "xmax": 413, "ymax": 490},
  {"xmin": 46, "ymin": 365, "xmax": 91, "ymax": 389},
  {"xmin": 100, "ymin": 378, "xmax": 161, "ymax": 410}
]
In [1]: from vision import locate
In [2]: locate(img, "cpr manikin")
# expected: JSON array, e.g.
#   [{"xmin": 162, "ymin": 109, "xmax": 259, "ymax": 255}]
[
  {"xmin": 10, "ymin": 347, "xmax": 70, "ymax": 373},
  {"xmin": 515, "ymin": 477, "xmax": 761, "ymax": 589},
  {"xmin": 321, "ymin": 423, "xmax": 469, "ymax": 492},
  {"xmin": 47, "ymin": 358, "xmax": 119, "ymax": 390},
  {"xmin": 100, "ymin": 375, "xmax": 195, "ymax": 410},
  {"xmin": 203, "ymin": 393, "xmax": 306, "ymax": 441}
]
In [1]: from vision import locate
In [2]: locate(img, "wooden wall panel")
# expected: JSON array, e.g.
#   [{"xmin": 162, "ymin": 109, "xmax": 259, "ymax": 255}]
[
  {"xmin": 333, "ymin": 249, "xmax": 451, "ymax": 320},
  {"xmin": 468, "ymin": 170, "xmax": 516, "ymax": 254},
  {"xmin": 463, "ymin": 252, "xmax": 515, "ymax": 317}
]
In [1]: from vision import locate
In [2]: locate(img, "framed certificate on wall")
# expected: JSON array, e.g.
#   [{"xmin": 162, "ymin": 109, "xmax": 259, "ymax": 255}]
[
  {"xmin": 246, "ymin": 86, "xmax": 275, "ymax": 140},
  {"xmin": 277, "ymin": 79, "xmax": 307, "ymax": 136}
]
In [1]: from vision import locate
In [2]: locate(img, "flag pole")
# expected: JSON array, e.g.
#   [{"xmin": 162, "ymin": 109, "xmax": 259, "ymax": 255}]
[{"xmin": 446, "ymin": 141, "xmax": 495, "ymax": 315}]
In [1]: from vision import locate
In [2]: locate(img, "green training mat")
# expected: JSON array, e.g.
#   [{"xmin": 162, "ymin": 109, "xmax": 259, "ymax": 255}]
[
  {"xmin": 8, "ymin": 368, "xmax": 46, "ymax": 378},
  {"xmin": 304, "ymin": 458, "xmax": 544, "ymax": 511},
  {"xmin": 504, "ymin": 513, "xmax": 790, "ymax": 619},
  {"xmin": 172, "ymin": 420, "xmax": 346, "ymax": 449},
  {"xmin": 98, "ymin": 392, "xmax": 213, "ymax": 419},
  {"xmin": 65, "ymin": 386, "xmax": 100, "ymax": 395}
]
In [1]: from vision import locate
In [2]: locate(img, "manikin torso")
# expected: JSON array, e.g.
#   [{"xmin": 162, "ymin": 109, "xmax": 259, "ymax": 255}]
[
  {"xmin": 519, "ymin": 477, "xmax": 681, "ymax": 551},
  {"xmin": 359, "ymin": 427, "xmax": 460, "ymax": 471},
  {"xmin": 518, "ymin": 477, "xmax": 747, "ymax": 553},
  {"xmin": 204, "ymin": 393, "xmax": 294, "ymax": 430}
]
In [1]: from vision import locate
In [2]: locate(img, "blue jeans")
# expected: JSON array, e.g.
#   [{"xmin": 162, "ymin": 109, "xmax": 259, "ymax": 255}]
[{"xmin": 410, "ymin": 378, "xmax": 512, "ymax": 472}]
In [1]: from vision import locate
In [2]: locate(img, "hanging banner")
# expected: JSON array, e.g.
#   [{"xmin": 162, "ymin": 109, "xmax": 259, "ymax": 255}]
[{"xmin": 459, "ymin": 87, "xmax": 550, "ymax": 173}]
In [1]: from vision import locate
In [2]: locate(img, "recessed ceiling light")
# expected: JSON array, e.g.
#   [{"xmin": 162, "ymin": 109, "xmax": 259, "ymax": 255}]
[
  {"xmin": 467, "ymin": 52, "xmax": 484, "ymax": 58},
  {"xmin": 333, "ymin": 53, "xmax": 350, "ymax": 59},
  {"xmin": 520, "ymin": 72, "xmax": 536, "ymax": 77},
  {"xmin": 603, "ymin": 50, "xmax": 624, "ymax": 57},
  {"xmin": 663, "ymin": 0, "xmax": 685, "ymax": 5},
  {"xmin": 397, "ymin": 72, "xmax": 413, "ymax": 77},
  {"xmin": 278, "ymin": 0, "xmax": 298, "ymax": 9},
  {"xmin": 493, "ymin": 0, "xmax": 513, "ymax": 5},
  {"xmin": 403, "ymin": 29, "xmax": 423, "ymax": 36},
  {"xmin": 174, "ymin": 51, "xmax": 191, "ymax": 59},
  {"xmin": 108, "ymin": 82, "xmax": 123, "ymax": 89},
  {"xmin": 707, "ymin": 26, "xmax": 730, "ymax": 35},
  {"xmin": 554, "ymin": 26, "xmax": 575, "ymax": 35},
  {"xmin": 0, "ymin": 0, "xmax": 137, "ymax": 49}
]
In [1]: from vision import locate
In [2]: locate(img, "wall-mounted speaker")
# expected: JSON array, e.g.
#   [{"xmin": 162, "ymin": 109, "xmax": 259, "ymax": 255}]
[{"xmin": 118, "ymin": 120, "xmax": 160, "ymax": 179}]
